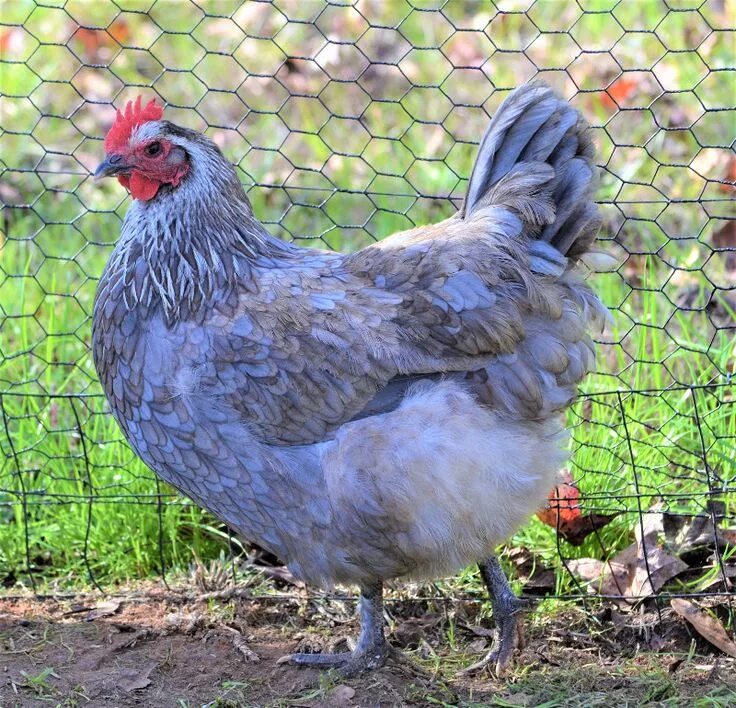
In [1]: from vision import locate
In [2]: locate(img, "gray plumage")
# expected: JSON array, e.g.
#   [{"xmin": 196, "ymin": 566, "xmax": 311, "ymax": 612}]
[{"xmin": 93, "ymin": 82, "xmax": 609, "ymax": 671}]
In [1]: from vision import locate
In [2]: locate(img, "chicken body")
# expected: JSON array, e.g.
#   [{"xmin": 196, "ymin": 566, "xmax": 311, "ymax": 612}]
[{"xmin": 93, "ymin": 82, "xmax": 609, "ymax": 673}]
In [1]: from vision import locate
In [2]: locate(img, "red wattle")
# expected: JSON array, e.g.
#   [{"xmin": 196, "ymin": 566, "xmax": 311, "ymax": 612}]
[{"xmin": 129, "ymin": 172, "xmax": 161, "ymax": 201}]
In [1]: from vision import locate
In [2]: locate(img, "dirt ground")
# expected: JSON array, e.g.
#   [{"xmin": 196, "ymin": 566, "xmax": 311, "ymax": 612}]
[{"xmin": 1, "ymin": 587, "xmax": 735, "ymax": 707}]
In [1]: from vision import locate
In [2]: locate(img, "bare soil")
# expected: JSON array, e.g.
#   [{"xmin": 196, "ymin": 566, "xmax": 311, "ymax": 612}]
[{"xmin": 1, "ymin": 587, "xmax": 734, "ymax": 707}]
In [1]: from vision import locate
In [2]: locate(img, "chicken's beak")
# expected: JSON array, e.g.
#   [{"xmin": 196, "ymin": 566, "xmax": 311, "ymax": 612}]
[{"xmin": 94, "ymin": 154, "xmax": 131, "ymax": 181}]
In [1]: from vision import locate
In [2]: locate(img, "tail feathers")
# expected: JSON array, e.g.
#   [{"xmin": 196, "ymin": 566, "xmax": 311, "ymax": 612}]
[
  {"xmin": 541, "ymin": 158, "xmax": 600, "ymax": 257},
  {"xmin": 462, "ymin": 81, "xmax": 600, "ymax": 262}
]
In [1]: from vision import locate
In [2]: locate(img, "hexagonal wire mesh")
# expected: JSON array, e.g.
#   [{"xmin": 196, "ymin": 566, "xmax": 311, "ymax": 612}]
[{"xmin": 0, "ymin": 0, "xmax": 734, "ymax": 611}]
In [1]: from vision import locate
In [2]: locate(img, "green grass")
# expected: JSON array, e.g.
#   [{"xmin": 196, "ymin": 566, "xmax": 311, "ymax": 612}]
[{"xmin": 1, "ymin": 1, "xmax": 734, "ymax": 592}]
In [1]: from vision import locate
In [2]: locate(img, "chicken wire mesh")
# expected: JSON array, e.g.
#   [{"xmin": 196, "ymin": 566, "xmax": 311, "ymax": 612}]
[{"xmin": 0, "ymin": 0, "xmax": 734, "ymax": 611}]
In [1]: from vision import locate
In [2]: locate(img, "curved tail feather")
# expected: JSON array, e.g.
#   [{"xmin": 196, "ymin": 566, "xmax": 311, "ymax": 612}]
[{"xmin": 461, "ymin": 81, "xmax": 601, "ymax": 261}]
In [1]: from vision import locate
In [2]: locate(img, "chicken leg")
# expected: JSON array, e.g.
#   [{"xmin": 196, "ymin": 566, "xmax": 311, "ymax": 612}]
[
  {"xmin": 288, "ymin": 582, "xmax": 394, "ymax": 677},
  {"xmin": 461, "ymin": 555, "xmax": 531, "ymax": 675}
]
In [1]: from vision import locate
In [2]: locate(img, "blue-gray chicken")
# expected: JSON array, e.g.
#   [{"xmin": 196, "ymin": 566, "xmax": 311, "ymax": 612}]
[{"xmin": 93, "ymin": 82, "xmax": 608, "ymax": 676}]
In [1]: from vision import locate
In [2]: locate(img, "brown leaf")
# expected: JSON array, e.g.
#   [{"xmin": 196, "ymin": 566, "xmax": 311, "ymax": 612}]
[
  {"xmin": 537, "ymin": 470, "xmax": 581, "ymax": 528},
  {"xmin": 567, "ymin": 558, "xmax": 630, "ymax": 597},
  {"xmin": 329, "ymin": 685, "xmax": 356, "ymax": 702},
  {"xmin": 602, "ymin": 75, "xmax": 638, "ymax": 109},
  {"xmin": 393, "ymin": 613, "xmax": 441, "ymax": 649},
  {"xmin": 671, "ymin": 599, "xmax": 736, "ymax": 658},
  {"xmin": 711, "ymin": 220, "xmax": 736, "ymax": 272},
  {"xmin": 663, "ymin": 501, "xmax": 732, "ymax": 556},
  {"xmin": 620, "ymin": 539, "xmax": 688, "ymax": 598},
  {"xmin": 118, "ymin": 663, "xmax": 156, "ymax": 692},
  {"xmin": 568, "ymin": 512, "xmax": 688, "ymax": 601},
  {"xmin": 461, "ymin": 623, "xmax": 495, "ymax": 639},
  {"xmin": 537, "ymin": 471, "xmax": 618, "ymax": 544},
  {"xmin": 84, "ymin": 600, "xmax": 121, "ymax": 621},
  {"xmin": 558, "ymin": 513, "xmax": 619, "ymax": 546},
  {"xmin": 507, "ymin": 546, "xmax": 556, "ymax": 591}
]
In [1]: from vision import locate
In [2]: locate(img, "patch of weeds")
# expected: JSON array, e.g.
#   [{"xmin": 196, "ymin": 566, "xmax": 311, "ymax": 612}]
[
  {"xmin": 273, "ymin": 671, "xmax": 340, "ymax": 707},
  {"xmin": 206, "ymin": 598, "xmax": 238, "ymax": 624},
  {"xmin": 404, "ymin": 679, "xmax": 461, "ymax": 706},
  {"xmin": 18, "ymin": 666, "xmax": 60, "ymax": 697},
  {"xmin": 693, "ymin": 685, "xmax": 736, "ymax": 707},
  {"xmin": 203, "ymin": 679, "xmax": 250, "ymax": 708},
  {"xmin": 59, "ymin": 683, "xmax": 90, "ymax": 708}
]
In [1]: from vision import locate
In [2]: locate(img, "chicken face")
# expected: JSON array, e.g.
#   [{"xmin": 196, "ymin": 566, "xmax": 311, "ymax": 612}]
[{"xmin": 94, "ymin": 97, "xmax": 189, "ymax": 201}]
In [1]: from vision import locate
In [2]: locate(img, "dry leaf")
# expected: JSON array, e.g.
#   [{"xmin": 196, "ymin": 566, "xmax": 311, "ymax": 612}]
[
  {"xmin": 536, "ymin": 471, "xmax": 617, "ymax": 545},
  {"xmin": 328, "ymin": 685, "xmax": 356, "ymax": 702},
  {"xmin": 567, "ymin": 558, "xmax": 630, "ymax": 597},
  {"xmin": 118, "ymin": 663, "xmax": 156, "ymax": 692},
  {"xmin": 394, "ymin": 613, "xmax": 441, "ymax": 649},
  {"xmin": 568, "ymin": 508, "xmax": 687, "ymax": 601},
  {"xmin": 696, "ymin": 562, "xmax": 736, "ymax": 592},
  {"xmin": 537, "ymin": 470, "xmax": 581, "ymax": 528},
  {"xmin": 462, "ymin": 623, "xmax": 496, "ymax": 639},
  {"xmin": 558, "ymin": 513, "xmax": 619, "ymax": 546},
  {"xmin": 618, "ymin": 539, "xmax": 688, "ymax": 598},
  {"xmin": 84, "ymin": 600, "xmax": 121, "ymax": 621},
  {"xmin": 671, "ymin": 599, "xmax": 736, "ymax": 658},
  {"xmin": 507, "ymin": 546, "xmax": 555, "ymax": 591},
  {"xmin": 663, "ymin": 501, "xmax": 731, "ymax": 556},
  {"xmin": 602, "ymin": 75, "xmax": 638, "ymax": 109}
]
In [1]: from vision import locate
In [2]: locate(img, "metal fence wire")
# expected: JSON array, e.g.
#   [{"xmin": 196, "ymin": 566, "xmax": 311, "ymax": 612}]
[{"xmin": 0, "ymin": 0, "xmax": 734, "ymax": 612}]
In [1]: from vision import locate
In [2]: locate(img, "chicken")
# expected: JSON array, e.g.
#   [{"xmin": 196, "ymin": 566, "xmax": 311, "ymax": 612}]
[{"xmin": 92, "ymin": 82, "xmax": 609, "ymax": 676}]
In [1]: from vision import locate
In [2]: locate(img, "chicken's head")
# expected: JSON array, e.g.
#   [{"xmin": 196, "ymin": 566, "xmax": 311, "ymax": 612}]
[{"xmin": 95, "ymin": 96, "xmax": 190, "ymax": 201}]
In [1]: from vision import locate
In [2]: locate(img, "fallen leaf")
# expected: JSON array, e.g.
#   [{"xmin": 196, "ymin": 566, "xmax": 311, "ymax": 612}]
[
  {"xmin": 558, "ymin": 513, "xmax": 620, "ymax": 546},
  {"xmin": 567, "ymin": 557, "xmax": 630, "ymax": 597},
  {"xmin": 663, "ymin": 501, "xmax": 731, "ymax": 557},
  {"xmin": 84, "ymin": 600, "xmax": 121, "ymax": 621},
  {"xmin": 536, "ymin": 471, "xmax": 618, "ymax": 545},
  {"xmin": 568, "ymin": 508, "xmax": 688, "ymax": 601},
  {"xmin": 393, "ymin": 613, "xmax": 442, "ymax": 649},
  {"xmin": 328, "ymin": 685, "xmax": 356, "ymax": 702},
  {"xmin": 696, "ymin": 561, "xmax": 736, "ymax": 592},
  {"xmin": 711, "ymin": 220, "xmax": 736, "ymax": 272},
  {"xmin": 537, "ymin": 470, "xmax": 581, "ymax": 528},
  {"xmin": 671, "ymin": 598, "xmax": 736, "ymax": 658},
  {"xmin": 506, "ymin": 546, "xmax": 555, "ymax": 591},
  {"xmin": 718, "ymin": 154, "xmax": 736, "ymax": 195},
  {"xmin": 118, "ymin": 663, "xmax": 156, "ymax": 692},
  {"xmin": 620, "ymin": 540, "xmax": 688, "ymax": 598},
  {"xmin": 602, "ymin": 75, "xmax": 638, "ymax": 109}
]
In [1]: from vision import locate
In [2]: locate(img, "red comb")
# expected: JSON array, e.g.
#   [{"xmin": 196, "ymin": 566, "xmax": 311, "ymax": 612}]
[{"xmin": 104, "ymin": 96, "xmax": 164, "ymax": 154}]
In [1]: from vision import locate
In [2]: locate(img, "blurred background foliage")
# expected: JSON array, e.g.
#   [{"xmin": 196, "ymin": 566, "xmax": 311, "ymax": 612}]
[{"xmin": 0, "ymin": 0, "xmax": 734, "ymax": 592}]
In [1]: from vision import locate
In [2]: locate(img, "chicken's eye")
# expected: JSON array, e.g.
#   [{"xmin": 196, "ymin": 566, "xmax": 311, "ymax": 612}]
[{"xmin": 144, "ymin": 141, "xmax": 162, "ymax": 157}]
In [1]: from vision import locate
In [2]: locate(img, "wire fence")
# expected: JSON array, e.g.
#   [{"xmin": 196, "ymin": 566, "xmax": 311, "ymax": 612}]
[{"xmin": 0, "ymin": 1, "xmax": 734, "ymax": 612}]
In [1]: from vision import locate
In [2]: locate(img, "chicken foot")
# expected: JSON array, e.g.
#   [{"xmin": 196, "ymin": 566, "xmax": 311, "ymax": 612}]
[
  {"xmin": 460, "ymin": 555, "xmax": 532, "ymax": 676},
  {"xmin": 289, "ymin": 582, "xmax": 396, "ymax": 677}
]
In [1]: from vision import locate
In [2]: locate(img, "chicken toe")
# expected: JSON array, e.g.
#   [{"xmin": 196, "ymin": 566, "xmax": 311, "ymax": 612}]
[{"xmin": 288, "ymin": 583, "xmax": 394, "ymax": 676}]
